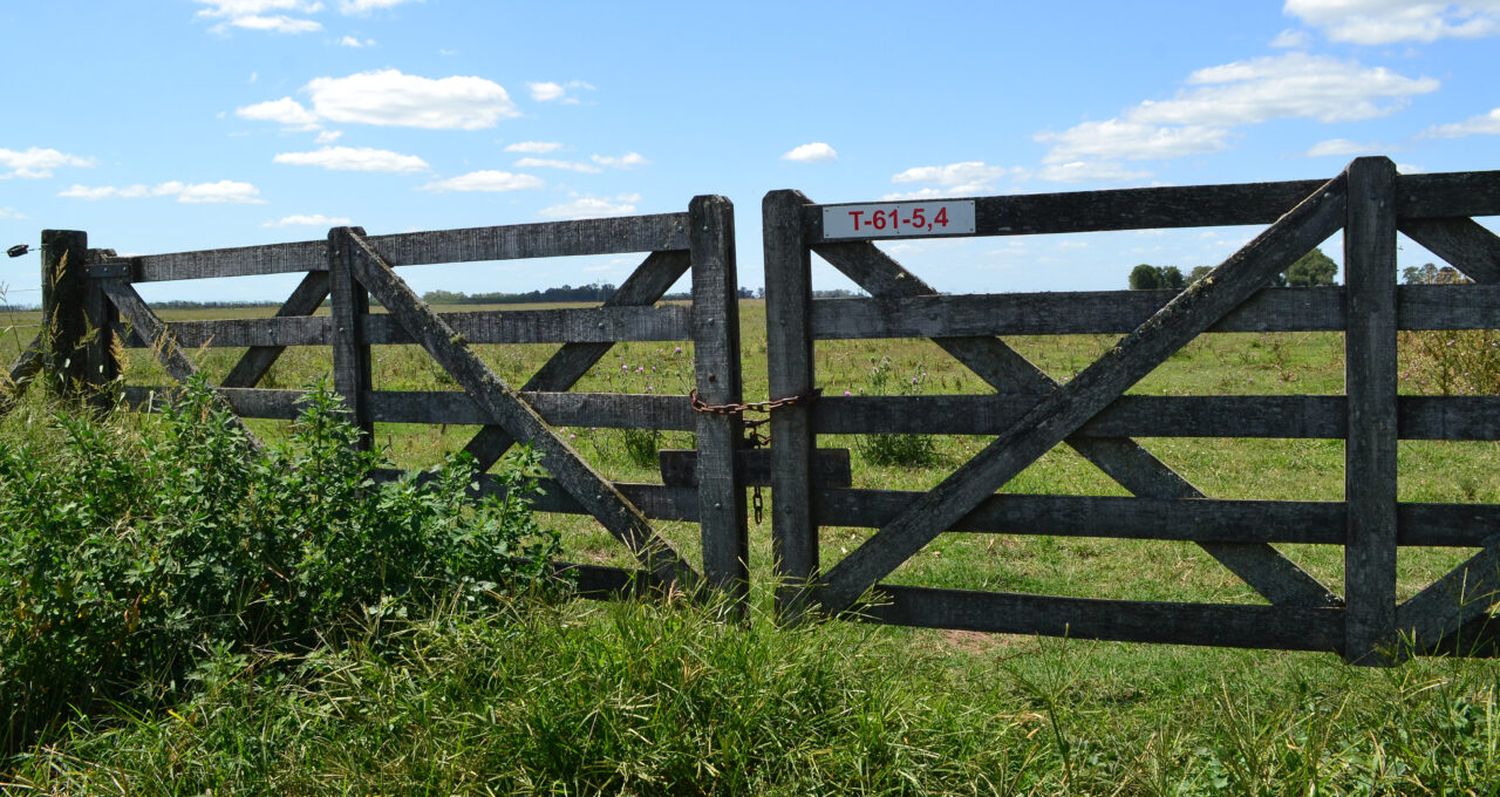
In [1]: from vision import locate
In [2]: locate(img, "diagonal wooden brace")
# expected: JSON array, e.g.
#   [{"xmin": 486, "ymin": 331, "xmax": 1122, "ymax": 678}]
[
  {"xmin": 1, "ymin": 335, "xmax": 43, "ymax": 413},
  {"xmin": 1396, "ymin": 536, "xmax": 1500, "ymax": 657},
  {"xmin": 1399, "ymin": 217, "xmax": 1500, "ymax": 285},
  {"xmin": 222, "ymin": 271, "xmax": 330, "ymax": 388},
  {"xmin": 336, "ymin": 228, "xmax": 699, "ymax": 590},
  {"xmin": 460, "ymin": 250, "xmax": 691, "ymax": 472},
  {"xmin": 814, "ymin": 176, "xmax": 1348, "ymax": 614},
  {"xmin": 98, "ymin": 278, "xmax": 263, "ymax": 450}
]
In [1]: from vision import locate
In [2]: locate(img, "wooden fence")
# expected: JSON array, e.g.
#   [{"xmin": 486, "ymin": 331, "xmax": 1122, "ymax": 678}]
[
  {"xmin": 763, "ymin": 157, "xmax": 1500, "ymax": 664},
  {"xmin": 11, "ymin": 159, "xmax": 1500, "ymax": 662},
  {"xmin": 14, "ymin": 196, "xmax": 750, "ymax": 605}
]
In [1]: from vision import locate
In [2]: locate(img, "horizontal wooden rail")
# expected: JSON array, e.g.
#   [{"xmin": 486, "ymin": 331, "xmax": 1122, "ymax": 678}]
[
  {"xmin": 120, "ymin": 386, "xmax": 697, "ymax": 430},
  {"xmin": 118, "ymin": 305, "xmax": 693, "ymax": 348},
  {"xmin": 797, "ymin": 170, "xmax": 1500, "ymax": 244},
  {"xmin": 810, "ymin": 285, "xmax": 1500, "ymax": 339},
  {"xmin": 369, "ymin": 468, "xmax": 700, "ymax": 521},
  {"xmin": 858, "ymin": 585, "xmax": 1345, "ymax": 651},
  {"xmin": 811, "ymin": 488, "xmax": 1500, "ymax": 548},
  {"xmin": 804, "ymin": 179, "xmax": 1329, "ymax": 242},
  {"xmin": 812, "ymin": 395, "xmax": 1500, "ymax": 440},
  {"xmin": 89, "ymin": 213, "xmax": 692, "ymax": 283}
]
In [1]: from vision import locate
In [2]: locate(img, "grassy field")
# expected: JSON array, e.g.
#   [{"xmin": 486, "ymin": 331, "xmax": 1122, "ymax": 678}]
[{"xmin": 3, "ymin": 296, "xmax": 1499, "ymax": 793}]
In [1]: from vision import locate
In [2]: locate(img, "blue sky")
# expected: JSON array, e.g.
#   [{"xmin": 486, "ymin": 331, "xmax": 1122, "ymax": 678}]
[{"xmin": 2, "ymin": 0, "xmax": 1498, "ymax": 304}]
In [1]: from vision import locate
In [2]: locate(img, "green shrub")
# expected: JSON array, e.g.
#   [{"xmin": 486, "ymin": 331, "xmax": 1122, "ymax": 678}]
[
  {"xmin": 856, "ymin": 357, "xmax": 940, "ymax": 468},
  {"xmin": 0, "ymin": 379, "xmax": 559, "ymax": 755}
]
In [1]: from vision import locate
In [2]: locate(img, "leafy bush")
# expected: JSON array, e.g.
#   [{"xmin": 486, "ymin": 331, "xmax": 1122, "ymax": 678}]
[
  {"xmin": 856, "ymin": 357, "xmax": 940, "ymax": 468},
  {"xmin": 0, "ymin": 379, "xmax": 559, "ymax": 755}
]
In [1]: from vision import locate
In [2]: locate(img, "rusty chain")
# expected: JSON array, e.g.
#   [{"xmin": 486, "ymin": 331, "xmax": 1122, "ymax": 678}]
[{"xmin": 688, "ymin": 387, "xmax": 821, "ymax": 524}]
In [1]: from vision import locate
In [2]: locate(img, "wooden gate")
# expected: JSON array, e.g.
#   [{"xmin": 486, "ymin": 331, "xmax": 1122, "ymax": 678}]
[
  {"xmin": 26, "ymin": 196, "xmax": 749, "ymax": 604},
  {"xmin": 764, "ymin": 158, "xmax": 1500, "ymax": 663}
]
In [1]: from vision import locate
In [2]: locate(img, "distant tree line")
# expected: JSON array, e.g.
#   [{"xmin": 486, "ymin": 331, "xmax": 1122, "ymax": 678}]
[
  {"xmin": 1128, "ymin": 248, "xmax": 1339, "ymax": 290},
  {"xmin": 1402, "ymin": 262, "xmax": 1470, "ymax": 285}
]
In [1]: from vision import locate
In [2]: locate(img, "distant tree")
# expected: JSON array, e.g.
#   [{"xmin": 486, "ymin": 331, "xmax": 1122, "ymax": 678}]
[
  {"xmin": 1283, "ymin": 248, "xmax": 1338, "ymax": 287},
  {"xmin": 1128, "ymin": 264, "xmax": 1185, "ymax": 291},
  {"xmin": 1129, "ymin": 264, "xmax": 1161, "ymax": 290},
  {"xmin": 1188, "ymin": 265, "xmax": 1214, "ymax": 284},
  {"xmin": 1403, "ymin": 262, "xmax": 1469, "ymax": 285}
]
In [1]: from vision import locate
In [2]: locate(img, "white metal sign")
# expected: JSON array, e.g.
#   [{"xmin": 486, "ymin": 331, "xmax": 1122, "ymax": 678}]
[{"xmin": 821, "ymin": 200, "xmax": 976, "ymax": 239}]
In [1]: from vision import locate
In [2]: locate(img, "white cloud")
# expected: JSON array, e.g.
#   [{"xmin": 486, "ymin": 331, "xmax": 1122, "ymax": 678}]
[
  {"xmin": 273, "ymin": 146, "xmax": 429, "ymax": 172},
  {"xmin": 1424, "ymin": 107, "xmax": 1500, "ymax": 137},
  {"xmin": 539, "ymin": 194, "xmax": 640, "ymax": 219},
  {"xmin": 505, "ymin": 141, "xmax": 562, "ymax": 153},
  {"xmin": 528, "ymin": 81, "xmax": 565, "ymax": 102},
  {"xmin": 195, "ymin": 0, "xmax": 324, "ymax": 33},
  {"xmin": 890, "ymin": 161, "xmax": 1012, "ymax": 194},
  {"xmin": 590, "ymin": 152, "xmax": 647, "ymax": 169},
  {"xmin": 263, "ymin": 213, "xmax": 353, "ymax": 227},
  {"xmin": 1038, "ymin": 120, "xmax": 1230, "ymax": 162},
  {"xmin": 1034, "ymin": 53, "xmax": 1436, "ymax": 181},
  {"xmin": 0, "ymin": 208, "xmax": 25, "ymax": 220},
  {"xmin": 513, "ymin": 157, "xmax": 602, "ymax": 173},
  {"xmin": 339, "ymin": 0, "xmax": 415, "ymax": 13},
  {"xmin": 315, "ymin": 129, "xmax": 344, "ymax": 144},
  {"xmin": 781, "ymin": 142, "xmax": 838, "ymax": 163},
  {"xmin": 178, "ymin": 180, "xmax": 267, "ymax": 204},
  {"xmin": 0, "ymin": 147, "xmax": 95, "ymax": 179},
  {"xmin": 304, "ymin": 69, "xmax": 519, "ymax": 129},
  {"xmin": 421, "ymin": 170, "xmax": 544, "ymax": 192},
  {"xmin": 60, "ymin": 180, "xmax": 265, "ymax": 204},
  {"xmin": 338, "ymin": 35, "xmax": 375, "ymax": 47},
  {"xmin": 235, "ymin": 97, "xmax": 322, "ymax": 130},
  {"xmin": 526, "ymin": 80, "xmax": 595, "ymax": 104},
  {"xmin": 1284, "ymin": 0, "xmax": 1500, "ymax": 44},
  {"xmin": 1037, "ymin": 161, "xmax": 1152, "ymax": 183},
  {"xmin": 228, "ymin": 14, "xmax": 322, "ymax": 32},
  {"xmin": 1305, "ymin": 138, "xmax": 1380, "ymax": 157},
  {"xmin": 1270, "ymin": 28, "xmax": 1311, "ymax": 47}
]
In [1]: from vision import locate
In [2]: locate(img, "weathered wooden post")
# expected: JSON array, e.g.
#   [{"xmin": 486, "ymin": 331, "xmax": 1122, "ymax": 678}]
[
  {"xmin": 330, "ymin": 226, "xmax": 374, "ymax": 449},
  {"xmin": 1343, "ymin": 156, "xmax": 1399, "ymax": 665},
  {"xmin": 763, "ymin": 190, "xmax": 818, "ymax": 618},
  {"xmin": 688, "ymin": 195, "xmax": 750, "ymax": 606},
  {"xmin": 39, "ymin": 230, "xmax": 91, "ymax": 393}
]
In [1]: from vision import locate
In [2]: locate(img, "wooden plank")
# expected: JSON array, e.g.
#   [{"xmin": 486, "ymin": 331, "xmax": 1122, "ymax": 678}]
[
  {"xmin": 127, "ymin": 304, "xmax": 692, "ymax": 349},
  {"xmin": 859, "ymin": 585, "xmax": 1344, "ymax": 652},
  {"xmin": 4, "ymin": 335, "xmax": 42, "ymax": 392},
  {"xmin": 370, "ymin": 467, "xmax": 700, "ymax": 522},
  {"xmin": 803, "ymin": 179, "xmax": 1329, "ymax": 243},
  {"xmin": 1396, "ymin": 537, "xmax": 1500, "ymax": 656},
  {"xmin": 460, "ymin": 249, "xmax": 692, "ymax": 472},
  {"xmin": 763, "ymin": 189, "xmax": 821, "ymax": 613},
  {"xmin": 99, "ymin": 278, "xmax": 261, "ymax": 448},
  {"xmin": 1399, "ymin": 217, "xmax": 1500, "ymax": 285},
  {"xmin": 815, "ymin": 174, "xmax": 1348, "ymax": 615},
  {"xmin": 816, "ymin": 232, "xmax": 1340, "ymax": 609},
  {"xmin": 373, "ymin": 390, "xmax": 694, "ymax": 429},
  {"xmin": 811, "ymin": 489, "xmax": 1500, "ymax": 548},
  {"xmin": 340, "ymin": 227, "xmax": 699, "ymax": 589},
  {"xmin": 811, "ymin": 287, "xmax": 1344, "ymax": 338},
  {"xmin": 119, "ymin": 214, "xmax": 691, "ymax": 283},
  {"xmin": 687, "ymin": 195, "xmax": 749, "ymax": 599},
  {"xmin": 222, "ymin": 271, "xmax": 330, "ymax": 388},
  {"xmin": 363, "ymin": 305, "xmax": 691, "ymax": 345},
  {"xmin": 814, "ymin": 395, "xmax": 1500, "ymax": 440},
  {"xmin": 1344, "ymin": 157, "xmax": 1400, "ymax": 666},
  {"xmin": 81, "ymin": 249, "xmax": 119, "ymax": 402},
  {"xmin": 659, "ymin": 448, "xmax": 852, "ymax": 489},
  {"xmin": 1398, "ymin": 285, "xmax": 1500, "ymax": 330},
  {"xmin": 330, "ymin": 227, "xmax": 374, "ymax": 448},
  {"xmin": 1397, "ymin": 171, "xmax": 1500, "ymax": 220}
]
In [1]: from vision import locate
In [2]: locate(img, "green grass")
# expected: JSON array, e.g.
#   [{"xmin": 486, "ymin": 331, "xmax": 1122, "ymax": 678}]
[{"xmin": 3, "ymin": 297, "xmax": 1499, "ymax": 793}]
